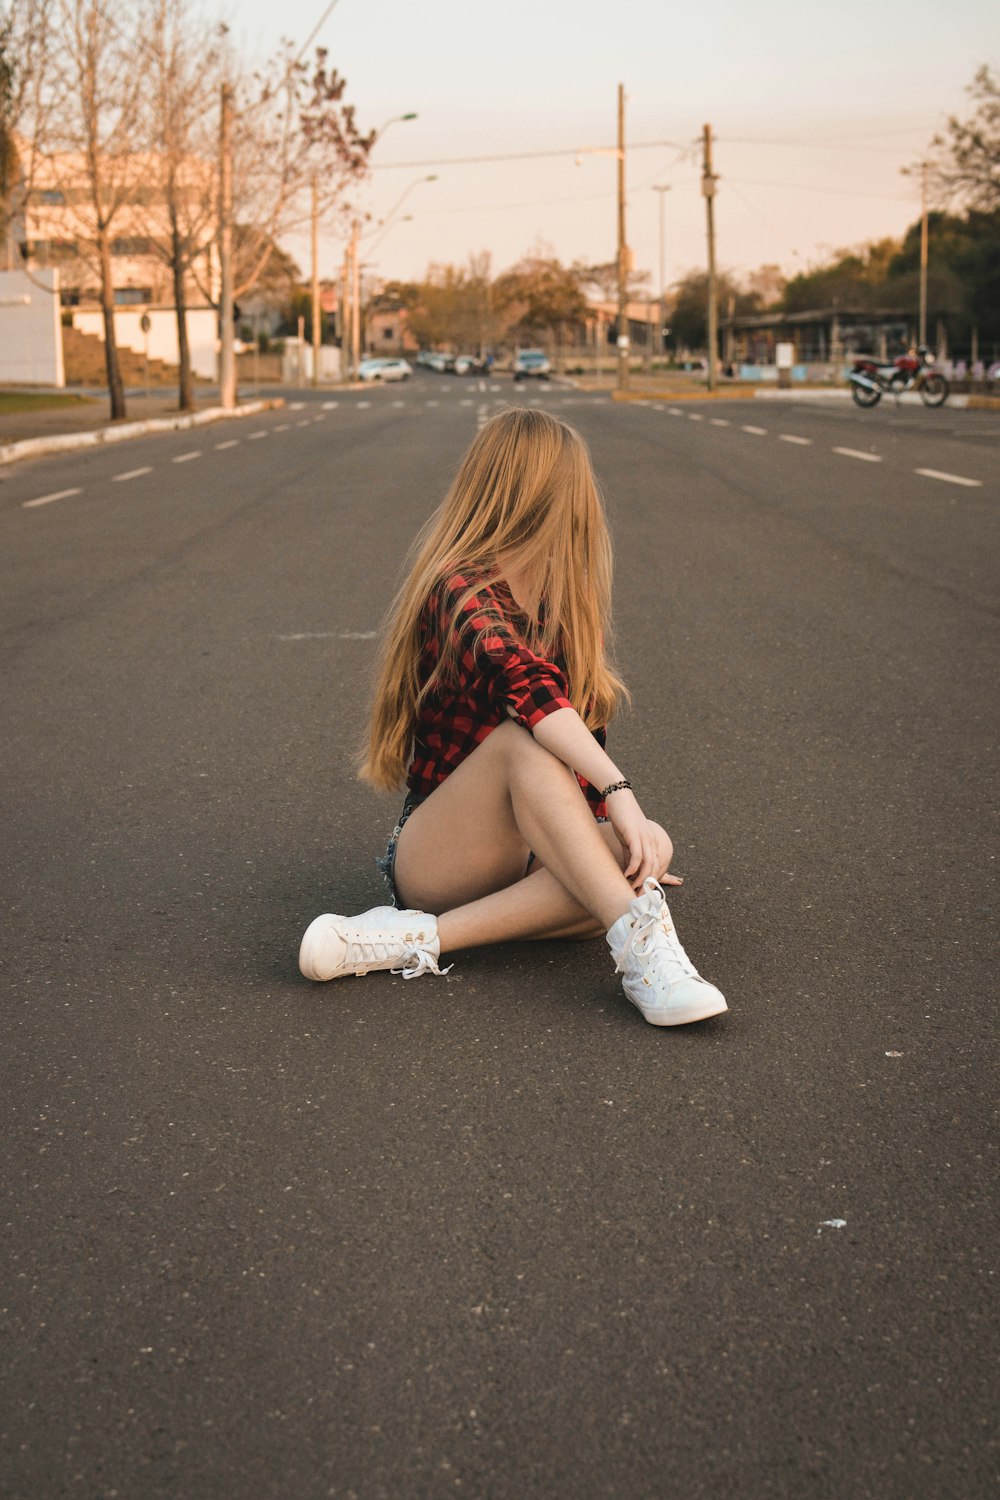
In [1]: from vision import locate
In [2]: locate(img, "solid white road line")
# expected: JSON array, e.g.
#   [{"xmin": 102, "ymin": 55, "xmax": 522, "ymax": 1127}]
[
  {"xmin": 22, "ymin": 487, "xmax": 82, "ymax": 509},
  {"xmin": 709, "ymin": 417, "xmax": 730, "ymax": 427},
  {"xmin": 172, "ymin": 450, "xmax": 201, "ymax": 463},
  {"xmin": 215, "ymin": 439, "xmax": 239, "ymax": 449},
  {"xmin": 113, "ymin": 466, "xmax": 153, "ymax": 481},
  {"xmin": 322, "ymin": 400, "xmax": 338, "ymax": 409},
  {"xmin": 248, "ymin": 430, "xmax": 268, "ymax": 440},
  {"xmin": 914, "ymin": 467, "xmax": 982, "ymax": 488},
  {"xmin": 742, "ymin": 424, "xmax": 768, "ymax": 435},
  {"xmin": 779, "ymin": 433, "xmax": 812, "ymax": 445},
  {"xmin": 834, "ymin": 446, "xmax": 881, "ymax": 462}
]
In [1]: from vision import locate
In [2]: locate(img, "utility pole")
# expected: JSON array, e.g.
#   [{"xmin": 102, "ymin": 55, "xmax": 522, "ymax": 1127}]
[
  {"xmin": 919, "ymin": 160, "xmax": 929, "ymax": 348},
  {"xmin": 653, "ymin": 184, "xmax": 671, "ymax": 365},
  {"xmin": 616, "ymin": 83, "xmax": 629, "ymax": 393},
  {"xmin": 218, "ymin": 82, "xmax": 236, "ymax": 410},
  {"xmin": 339, "ymin": 248, "xmax": 350, "ymax": 383},
  {"xmin": 311, "ymin": 176, "xmax": 321, "ymax": 387},
  {"xmin": 702, "ymin": 123, "xmax": 718, "ymax": 394},
  {"xmin": 350, "ymin": 218, "xmax": 361, "ymax": 379}
]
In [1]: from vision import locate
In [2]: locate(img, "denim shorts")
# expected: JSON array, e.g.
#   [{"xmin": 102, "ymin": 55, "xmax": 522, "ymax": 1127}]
[{"xmin": 375, "ymin": 792, "xmax": 425, "ymax": 907}]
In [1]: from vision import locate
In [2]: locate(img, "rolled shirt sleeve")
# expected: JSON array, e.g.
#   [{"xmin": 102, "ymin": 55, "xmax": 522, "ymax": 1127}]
[{"xmin": 444, "ymin": 574, "xmax": 574, "ymax": 729}]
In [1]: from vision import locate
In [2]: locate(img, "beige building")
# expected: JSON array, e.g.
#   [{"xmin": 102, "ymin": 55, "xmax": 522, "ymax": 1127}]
[{"xmin": 11, "ymin": 143, "xmax": 217, "ymax": 308}]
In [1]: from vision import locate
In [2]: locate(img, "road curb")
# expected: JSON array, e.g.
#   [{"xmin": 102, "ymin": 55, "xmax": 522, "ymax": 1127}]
[{"xmin": 0, "ymin": 397, "xmax": 286, "ymax": 467}]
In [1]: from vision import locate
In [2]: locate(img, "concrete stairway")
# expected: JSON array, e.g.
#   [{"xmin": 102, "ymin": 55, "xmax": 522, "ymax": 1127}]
[{"xmin": 63, "ymin": 325, "xmax": 181, "ymax": 388}]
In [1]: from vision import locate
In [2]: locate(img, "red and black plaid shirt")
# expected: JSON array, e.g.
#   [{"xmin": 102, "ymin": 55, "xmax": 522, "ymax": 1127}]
[{"xmin": 406, "ymin": 570, "xmax": 608, "ymax": 818}]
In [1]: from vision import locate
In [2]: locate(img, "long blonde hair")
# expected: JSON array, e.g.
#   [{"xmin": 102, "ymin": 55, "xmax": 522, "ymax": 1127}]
[{"xmin": 360, "ymin": 406, "xmax": 629, "ymax": 792}]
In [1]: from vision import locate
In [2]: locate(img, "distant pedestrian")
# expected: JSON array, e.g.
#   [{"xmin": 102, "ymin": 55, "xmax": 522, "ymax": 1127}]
[{"xmin": 298, "ymin": 408, "xmax": 727, "ymax": 1027}]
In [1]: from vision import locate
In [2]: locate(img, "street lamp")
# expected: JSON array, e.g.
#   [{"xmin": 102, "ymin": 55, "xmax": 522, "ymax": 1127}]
[{"xmin": 652, "ymin": 185, "xmax": 671, "ymax": 364}]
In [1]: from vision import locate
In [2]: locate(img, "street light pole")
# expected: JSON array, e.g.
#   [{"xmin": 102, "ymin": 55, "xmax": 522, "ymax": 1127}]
[
  {"xmin": 617, "ymin": 83, "xmax": 629, "ymax": 394},
  {"xmin": 653, "ymin": 184, "xmax": 671, "ymax": 367},
  {"xmin": 311, "ymin": 175, "xmax": 321, "ymax": 387},
  {"xmin": 218, "ymin": 81, "xmax": 236, "ymax": 410},
  {"xmin": 919, "ymin": 160, "xmax": 929, "ymax": 348},
  {"xmin": 702, "ymin": 122, "xmax": 718, "ymax": 394}
]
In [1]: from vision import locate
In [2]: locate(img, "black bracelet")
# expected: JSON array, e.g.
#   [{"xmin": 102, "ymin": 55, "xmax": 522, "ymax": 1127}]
[{"xmin": 602, "ymin": 779, "xmax": 633, "ymax": 799}]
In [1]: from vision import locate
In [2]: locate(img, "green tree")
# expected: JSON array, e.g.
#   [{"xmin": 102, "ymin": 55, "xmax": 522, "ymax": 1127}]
[
  {"xmin": 780, "ymin": 238, "xmax": 900, "ymax": 315},
  {"xmin": 493, "ymin": 255, "xmax": 587, "ymax": 355},
  {"xmin": 668, "ymin": 268, "xmax": 758, "ymax": 353},
  {"xmin": 888, "ymin": 209, "xmax": 1000, "ymax": 346}
]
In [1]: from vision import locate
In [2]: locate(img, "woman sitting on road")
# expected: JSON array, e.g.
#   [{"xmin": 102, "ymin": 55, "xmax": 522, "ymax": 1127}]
[{"xmin": 298, "ymin": 407, "xmax": 727, "ymax": 1027}]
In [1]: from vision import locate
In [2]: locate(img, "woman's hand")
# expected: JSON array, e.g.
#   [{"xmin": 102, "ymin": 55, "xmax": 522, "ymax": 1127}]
[{"xmin": 607, "ymin": 792, "xmax": 681, "ymax": 894}]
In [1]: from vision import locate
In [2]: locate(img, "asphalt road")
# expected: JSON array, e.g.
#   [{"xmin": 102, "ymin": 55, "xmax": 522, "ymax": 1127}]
[{"xmin": 2, "ymin": 373, "xmax": 997, "ymax": 1499}]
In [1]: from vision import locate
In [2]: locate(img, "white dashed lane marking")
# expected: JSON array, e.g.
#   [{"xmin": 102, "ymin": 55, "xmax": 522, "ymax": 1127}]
[
  {"xmin": 312, "ymin": 414, "xmax": 325, "ymax": 422},
  {"xmin": 356, "ymin": 401, "xmax": 370, "ymax": 410},
  {"xmin": 248, "ymin": 430, "xmax": 268, "ymax": 440},
  {"xmin": 172, "ymin": 450, "xmax": 201, "ymax": 463},
  {"xmin": 392, "ymin": 400, "xmax": 406, "ymax": 407},
  {"xmin": 709, "ymin": 417, "xmax": 730, "ymax": 427},
  {"xmin": 915, "ymin": 468, "xmax": 982, "ymax": 488},
  {"xmin": 687, "ymin": 412, "xmax": 704, "ymax": 422},
  {"xmin": 779, "ymin": 433, "xmax": 812, "ymax": 445},
  {"xmin": 288, "ymin": 401, "xmax": 305, "ymax": 410},
  {"xmin": 113, "ymin": 466, "xmax": 153, "ymax": 481},
  {"xmin": 22, "ymin": 487, "xmax": 81, "ymax": 509},
  {"xmin": 425, "ymin": 400, "xmax": 439, "ymax": 407},
  {"xmin": 322, "ymin": 400, "xmax": 338, "ymax": 409},
  {"xmin": 274, "ymin": 423, "xmax": 290, "ymax": 431},
  {"xmin": 834, "ymin": 446, "xmax": 881, "ymax": 462},
  {"xmin": 667, "ymin": 407, "xmax": 682, "ymax": 416},
  {"xmin": 215, "ymin": 439, "xmax": 239, "ymax": 450},
  {"xmin": 296, "ymin": 418, "xmax": 310, "ymax": 427},
  {"xmin": 742, "ymin": 425, "xmax": 768, "ymax": 435}
]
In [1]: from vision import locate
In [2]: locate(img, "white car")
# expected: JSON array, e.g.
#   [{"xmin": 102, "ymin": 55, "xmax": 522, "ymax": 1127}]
[{"xmin": 359, "ymin": 357, "xmax": 412, "ymax": 382}]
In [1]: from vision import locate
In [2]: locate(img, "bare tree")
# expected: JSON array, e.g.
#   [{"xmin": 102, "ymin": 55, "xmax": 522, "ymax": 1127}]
[
  {"xmin": 26, "ymin": 0, "xmax": 147, "ymax": 419},
  {"xmin": 0, "ymin": 0, "xmax": 53, "ymax": 267},
  {"xmin": 143, "ymin": 0, "xmax": 220, "ymax": 410},
  {"xmin": 930, "ymin": 64, "xmax": 1000, "ymax": 212}
]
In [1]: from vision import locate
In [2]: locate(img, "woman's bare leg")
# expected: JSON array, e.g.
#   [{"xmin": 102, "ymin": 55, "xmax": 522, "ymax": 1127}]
[{"xmin": 392, "ymin": 722, "xmax": 643, "ymax": 948}]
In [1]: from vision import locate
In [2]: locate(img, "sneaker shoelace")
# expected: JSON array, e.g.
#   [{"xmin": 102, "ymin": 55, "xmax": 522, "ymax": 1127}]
[
  {"xmin": 623, "ymin": 881, "xmax": 700, "ymax": 983},
  {"xmin": 344, "ymin": 934, "xmax": 451, "ymax": 980}
]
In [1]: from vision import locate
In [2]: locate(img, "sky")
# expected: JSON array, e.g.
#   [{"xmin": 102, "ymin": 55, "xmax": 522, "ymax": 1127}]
[{"xmin": 233, "ymin": 0, "xmax": 998, "ymax": 292}]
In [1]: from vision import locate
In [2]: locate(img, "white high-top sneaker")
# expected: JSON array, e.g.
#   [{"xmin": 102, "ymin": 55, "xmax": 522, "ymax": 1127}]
[
  {"xmin": 606, "ymin": 878, "xmax": 728, "ymax": 1026},
  {"xmin": 299, "ymin": 906, "xmax": 450, "ymax": 981}
]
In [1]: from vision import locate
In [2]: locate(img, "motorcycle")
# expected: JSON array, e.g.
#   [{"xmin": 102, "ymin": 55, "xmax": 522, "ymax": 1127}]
[{"xmin": 848, "ymin": 345, "xmax": 949, "ymax": 409}]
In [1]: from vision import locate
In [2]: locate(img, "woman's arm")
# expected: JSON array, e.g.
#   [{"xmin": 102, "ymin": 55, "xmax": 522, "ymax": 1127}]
[{"xmin": 531, "ymin": 707, "xmax": 676, "ymax": 891}]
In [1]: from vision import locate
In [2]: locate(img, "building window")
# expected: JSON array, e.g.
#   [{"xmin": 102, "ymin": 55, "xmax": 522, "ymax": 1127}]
[
  {"xmin": 113, "ymin": 287, "xmax": 152, "ymax": 305},
  {"xmin": 383, "ymin": 326, "xmax": 394, "ymax": 340},
  {"xmin": 37, "ymin": 189, "xmax": 66, "ymax": 206},
  {"xmin": 111, "ymin": 236, "xmax": 153, "ymax": 257}
]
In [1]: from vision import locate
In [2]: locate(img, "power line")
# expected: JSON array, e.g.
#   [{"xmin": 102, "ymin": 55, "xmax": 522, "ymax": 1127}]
[{"xmin": 371, "ymin": 139, "xmax": 688, "ymax": 171}]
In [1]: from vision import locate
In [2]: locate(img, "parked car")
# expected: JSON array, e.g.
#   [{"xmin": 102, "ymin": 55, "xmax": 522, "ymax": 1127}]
[
  {"xmin": 512, "ymin": 348, "xmax": 551, "ymax": 381},
  {"xmin": 454, "ymin": 354, "xmax": 489, "ymax": 376},
  {"xmin": 359, "ymin": 357, "xmax": 412, "ymax": 382}
]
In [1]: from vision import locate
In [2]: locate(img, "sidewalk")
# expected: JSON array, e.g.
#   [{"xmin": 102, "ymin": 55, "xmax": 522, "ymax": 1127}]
[
  {"xmin": 0, "ymin": 387, "xmax": 295, "ymax": 467},
  {"xmin": 0, "ymin": 387, "xmax": 282, "ymax": 446}
]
